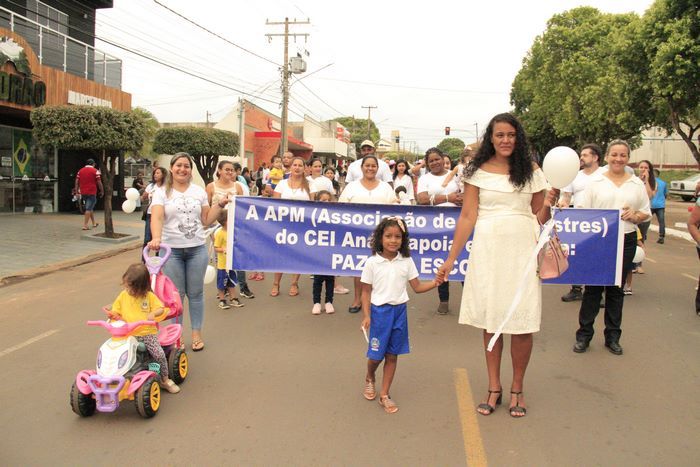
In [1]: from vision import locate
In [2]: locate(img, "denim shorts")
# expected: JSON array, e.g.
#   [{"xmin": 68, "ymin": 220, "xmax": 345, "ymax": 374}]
[
  {"xmin": 366, "ymin": 303, "xmax": 410, "ymax": 360},
  {"xmin": 216, "ymin": 269, "xmax": 236, "ymax": 290},
  {"xmin": 84, "ymin": 194, "xmax": 97, "ymax": 211}
]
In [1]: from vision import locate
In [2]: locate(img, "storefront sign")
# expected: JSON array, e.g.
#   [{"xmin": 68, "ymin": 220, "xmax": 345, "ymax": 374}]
[
  {"xmin": 67, "ymin": 90, "xmax": 112, "ymax": 108},
  {"xmin": 0, "ymin": 37, "xmax": 46, "ymax": 107}
]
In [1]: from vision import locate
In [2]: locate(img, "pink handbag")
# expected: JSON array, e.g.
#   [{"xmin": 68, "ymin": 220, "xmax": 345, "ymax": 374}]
[{"xmin": 537, "ymin": 227, "xmax": 569, "ymax": 279}]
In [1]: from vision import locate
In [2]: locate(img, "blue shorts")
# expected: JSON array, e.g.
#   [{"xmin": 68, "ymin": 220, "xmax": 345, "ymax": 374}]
[
  {"xmin": 216, "ymin": 269, "xmax": 237, "ymax": 290},
  {"xmin": 84, "ymin": 194, "xmax": 97, "ymax": 211},
  {"xmin": 366, "ymin": 303, "xmax": 409, "ymax": 360}
]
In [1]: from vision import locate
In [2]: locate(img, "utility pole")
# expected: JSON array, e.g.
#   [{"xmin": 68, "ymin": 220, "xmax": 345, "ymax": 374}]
[
  {"xmin": 266, "ymin": 17, "xmax": 310, "ymax": 156},
  {"xmin": 238, "ymin": 98, "xmax": 245, "ymax": 164},
  {"xmin": 361, "ymin": 105, "xmax": 377, "ymax": 140},
  {"xmin": 205, "ymin": 111, "xmax": 211, "ymax": 127}
]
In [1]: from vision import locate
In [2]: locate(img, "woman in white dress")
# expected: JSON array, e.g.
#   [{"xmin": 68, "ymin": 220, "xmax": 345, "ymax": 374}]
[
  {"xmin": 271, "ymin": 156, "xmax": 314, "ymax": 297},
  {"xmin": 438, "ymin": 113, "xmax": 558, "ymax": 418},
  {"xmin": 307, "ymin": 157, "xmax": 336, "ymax": 197},
  {"xmin": 338, "ymin": 155, "xmax": 397, "ymax": 313},
  {"xmin": 416, "ymin": 148, "xmax": 463, "ymax": 315},
  {"xmin": 392, "ymin": 160, "xmax": 415, "ymax": 203}
]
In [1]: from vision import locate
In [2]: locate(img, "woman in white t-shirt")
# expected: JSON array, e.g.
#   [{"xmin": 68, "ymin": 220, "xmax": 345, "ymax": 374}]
[
  {"xmin": 392, "ymin": 159, "xmax": 415, "ymax": 203},
  {"xmin": 271, "ymin": 156, "xmax": 313, "ymax": 297},
  {"xmin": 149, "ymin": 153, "xmax": 232, "ymax": 352},
  {"xmin": 141, "ymin": 166, "xmax": 167, "ymax": 247},
  {"xmin": 416, "ymin": 148, "xmax": 463, "ymax": 315},
  {"xmin": 306, "ymin": 157, "xmax": 335, "ymax": 197},
  {"xmin": 338, "ymin": 155, "xmax": 397, "ymax": 313},
  {"xmin": 573, "ymin": 140, "xmax": 650, "ymax": 356}
]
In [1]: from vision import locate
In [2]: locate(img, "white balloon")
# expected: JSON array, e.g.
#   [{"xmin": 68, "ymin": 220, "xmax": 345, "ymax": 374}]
[
  {"xmin": 122, "ymin": 199, "xmax": 136, "ymax": 213},
  {"xmin": 542, "ymin": 146, "xmax": 580, "ymax": 189},
  {"xmin": 633, "ymin": 246, "xmax": 645, "ymax": 263},
  {"xmin": 125, "ymin": 188, "xmax": 140, "ymax": 201},
  {"xmin": 203, "ymin": 264, "xmax": 217, "ymax": 284}
]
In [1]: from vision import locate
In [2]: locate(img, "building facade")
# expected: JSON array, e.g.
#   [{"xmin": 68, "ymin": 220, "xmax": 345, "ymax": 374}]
[{"xmin": 0, "ymin": 1, "xmax": 131, "ymax": 213}]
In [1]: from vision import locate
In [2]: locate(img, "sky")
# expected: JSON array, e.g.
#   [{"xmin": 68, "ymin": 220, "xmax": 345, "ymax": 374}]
[{"xmin": 96, "ymin": 0, "xmax": 655, "ymax": 154}]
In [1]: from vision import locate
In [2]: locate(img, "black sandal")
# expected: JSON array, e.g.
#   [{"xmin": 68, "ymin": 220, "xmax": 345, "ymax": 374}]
[
  {"xmin": 509, "ymin": 391, "xmax": 527, "ymax": 418},
  {"xmin": 476, "ymin": 388, "xmax": 502, "ymax": 416}
]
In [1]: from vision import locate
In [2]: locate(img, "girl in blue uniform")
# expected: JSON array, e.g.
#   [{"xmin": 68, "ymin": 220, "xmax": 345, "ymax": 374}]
[{"xmin": 360, "ymin": 217, "xmax": 440, "ymax": 413}]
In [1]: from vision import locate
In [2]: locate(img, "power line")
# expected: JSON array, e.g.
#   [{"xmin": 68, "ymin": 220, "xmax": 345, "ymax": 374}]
[
  {"xmin": 316, "ymin": 77, "xmax": 507, "ymax": 95},
  {"xmin": 151, "ymin": 0, "xmax": 281, "ymax": 67}
]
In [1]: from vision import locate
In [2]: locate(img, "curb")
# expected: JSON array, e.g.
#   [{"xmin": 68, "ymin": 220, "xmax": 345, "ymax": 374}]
[
  {"xmin": 648, "ymin": 224, "xmax": 692, "ymax": 242},
  {"xmin": 0, "ymin": 240, "xmax": 142, "ymax": 288}
]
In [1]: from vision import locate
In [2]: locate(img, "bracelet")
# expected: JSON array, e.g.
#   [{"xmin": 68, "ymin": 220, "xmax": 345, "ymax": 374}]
[{"xmin": 429, "ymin": 194, "xmax": 435, "ymax": 206}]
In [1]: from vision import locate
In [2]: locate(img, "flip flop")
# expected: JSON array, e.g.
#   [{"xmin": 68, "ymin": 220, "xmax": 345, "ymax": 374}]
[
  {"xmin": 289, "ymin": 283, "xmax": 299, "ymax": 296},
  {"xmin": 82, "ymin": 227, "xmax": 90, "ymax": 231},
  {"xmin": 191, "ymin": 338, "xmax": 204, "ymax": 352},
  {"xmin": 92, "ymin": 223, "xmax": 99, "ymax": 228}
]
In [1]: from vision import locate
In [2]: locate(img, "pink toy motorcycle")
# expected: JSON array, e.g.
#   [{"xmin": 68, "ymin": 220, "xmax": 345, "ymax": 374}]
[{"xmin": 70, "ymin": 245, "xmax": 188, "ymax": 418}]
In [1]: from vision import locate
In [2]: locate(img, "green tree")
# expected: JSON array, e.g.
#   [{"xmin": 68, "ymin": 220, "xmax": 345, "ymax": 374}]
[
  {"xmin": 511, "ymin": 7, "xmax": 647, "ymax": 156},
  {"xmin": 153, "ymin": 127, "xmax": 239, "ymax": 184},
  {"xmin": 436, "ymin": 137, "xmax": 465, "ymax": 159},
  {"xmin": 128, "ymin": 107, "xmax": 159, "ymax": 160},
  {"xmin": 637, "ymin": 0, "xmax": 700, "ymax": 164},
  {"xmin": 31, "ymin": 105, "xmax": 146, "ymax": 237},
  {"xmin": 334, "ymin": 116, "xmax": 380, "ymax": 150}
]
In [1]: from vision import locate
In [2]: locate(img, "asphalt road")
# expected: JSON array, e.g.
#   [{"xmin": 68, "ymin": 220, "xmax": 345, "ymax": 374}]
[{"xmin": 1, "ymin": 234, "xmax": 698, "ymax": 466}]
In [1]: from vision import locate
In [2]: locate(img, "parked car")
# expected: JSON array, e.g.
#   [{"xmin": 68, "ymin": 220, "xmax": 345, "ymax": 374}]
[{"xmin": 669, "ymin": 173, "xmax": 700, "ymax": 201}]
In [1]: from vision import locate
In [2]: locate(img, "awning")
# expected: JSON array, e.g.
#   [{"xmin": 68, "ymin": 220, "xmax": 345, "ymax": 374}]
[{"xmin": 254, "ymin": 132, "xmax": 313, "ymax": 151}]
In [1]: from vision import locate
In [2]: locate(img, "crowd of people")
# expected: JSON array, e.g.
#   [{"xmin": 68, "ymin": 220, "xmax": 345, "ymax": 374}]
[{"xmin": 102, "ymin": 111, "xmax": 687, "ymax": 417}]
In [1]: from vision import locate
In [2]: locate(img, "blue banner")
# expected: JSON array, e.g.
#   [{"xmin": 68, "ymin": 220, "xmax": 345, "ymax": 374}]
[{"xmin": 228, "ymin": 197, "xmax": 622, "ymax": 286}]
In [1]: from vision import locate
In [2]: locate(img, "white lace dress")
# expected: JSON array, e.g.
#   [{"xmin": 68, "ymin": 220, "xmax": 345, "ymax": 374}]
[{"xmin": 458, "ymin": 168, "xmax": 548, "ymax": 334}]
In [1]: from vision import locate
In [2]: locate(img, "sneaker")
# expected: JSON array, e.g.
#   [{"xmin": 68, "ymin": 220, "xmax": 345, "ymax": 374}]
[
  {"xmin": 218, "ymin": 300, "xmax": 230, "ymax": 309},
  {"xmin": 333, "ymin": 285, "xmax": 350, "ymax": 295},
  {"xmin": 561, "ymin": 288, "xmax": 583, "ymax": 302},
  {"xmin": 437, "ymin": 302, "xmax": 449, "ymax": 315},
  {"xmin": 240, "ymin": 288, "xmax": 255, "ymax": 299},
  {"xmin": 161, "ymin": 379, "xmax": 181, "ymax": 394},
  {"xmin": 230, "ymin": 297, "xmax": 244, "ymax": 307},
  {"xmin": 324, "ymin": 302, "xmax": 335, "ymax": 314},
  {"xmin": 312, "ymin": 303, "xmax": 322, "ymax": 315}
]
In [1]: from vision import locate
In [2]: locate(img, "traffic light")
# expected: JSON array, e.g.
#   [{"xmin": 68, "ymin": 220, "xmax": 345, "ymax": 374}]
[{"xmin": 445, "ymin": 126, "xmax": 451, "ymax": 136}]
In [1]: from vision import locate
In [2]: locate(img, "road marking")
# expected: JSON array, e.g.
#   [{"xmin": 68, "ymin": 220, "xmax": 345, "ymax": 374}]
[
  {"xmin": 682, "ymin": 273, "xmax": 697, "ymax": 282},
  {"xmin": 644, "ymin": 257, "xmax": 657, "ymax": 263},
  {"xmin": 453, "ymin": 368, "xmax": 488, "ymax": 467},
  {"xmin": 0, "ymin": 329, "xmax": 59, "ymax": 358}
]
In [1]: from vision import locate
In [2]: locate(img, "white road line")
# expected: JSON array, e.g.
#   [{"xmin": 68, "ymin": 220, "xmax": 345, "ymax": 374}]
[
  {"xmin": 0, "ymin": 329, "xmax": 59, "ymax": 358},
  {"xmin": 682, "ymin": 273, "xmax": 697, "ymax": 282},
  {"xmin": 645, "ymin": 257, "xmax": 657, "ymax": 263}
]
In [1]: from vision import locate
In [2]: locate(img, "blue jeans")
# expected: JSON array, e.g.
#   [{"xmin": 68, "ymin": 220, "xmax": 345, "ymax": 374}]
[
  {"xmin": 651, "ymin": 208, "xmax": 665, "ymax": 238},
  {"xmin": 162, "ymin": 244, "xmax": 208, "ymax": 331}
]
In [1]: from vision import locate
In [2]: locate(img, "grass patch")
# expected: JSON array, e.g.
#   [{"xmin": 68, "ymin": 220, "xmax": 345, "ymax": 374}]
[{"xmin": 657, "ymin": 170, "xmax": 699, "ymax": 183}]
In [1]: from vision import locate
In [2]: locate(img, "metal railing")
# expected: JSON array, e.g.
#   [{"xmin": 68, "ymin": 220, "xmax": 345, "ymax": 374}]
[{"xmin": 0, "ymin": 6, "xmax": 122, "ymax": 89}]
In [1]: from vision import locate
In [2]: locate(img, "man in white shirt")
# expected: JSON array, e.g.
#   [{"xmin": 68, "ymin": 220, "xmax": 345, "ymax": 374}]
[
  {"xmin": 558, "ymin": 143, "xmax": 603, "ymax": 302},
  {"xmin": 345, "ymin": 140, "xmax": 393, "ymax": 185}
]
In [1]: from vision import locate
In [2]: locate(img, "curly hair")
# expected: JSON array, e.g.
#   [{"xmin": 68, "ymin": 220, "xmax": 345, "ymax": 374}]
[
  {"xmin": 122, "ymin": 263, "xmax": 151, "ymax": 298},
  {"xmin": 369, "ymin": 217, "xmax": 411, "ymax": 258},
  {"xmin": 464, "ymin": 113, "xmax": 533, "ymax": 189}
]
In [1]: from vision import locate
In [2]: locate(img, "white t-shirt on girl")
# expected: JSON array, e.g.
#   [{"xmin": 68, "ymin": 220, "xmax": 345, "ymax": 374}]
[
  {"xmin": 417, "ymin": 172, "xmax": 460, "ymax": 206},
  {"xmin": 144, "ymin": 183, "xmax": 162, "ymax": 215},
  {"xmin": 338, "ymin": 180, "xmax": 396, "ymax": 204},
  {"xmin": 361, "ymin": 253, "xmax": 419, "ymax": 305},
  {"xmin": 151, "ymin": 184, "xmax": 209, "ymax": 248},
  {"xmin": 307, "ymin": 175, "xmax": 335, "ymax": 195},
  {"xmin": 393, "ymin": 174, "xmax": 415, "ymax": 201},
  {"xmin": 274, "ymin": 179, "xmax": 312, "ymax": 200}
]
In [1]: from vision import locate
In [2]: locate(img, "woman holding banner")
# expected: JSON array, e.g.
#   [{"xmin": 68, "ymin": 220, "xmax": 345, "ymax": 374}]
[
  {"xmin": 573, "ymin": 140, "xmax": 650, "ymax": 356},
  {"xmin": 271, "ymin": 156, "xmax": 314, "ymax": 297},
  {"xmin": 149, "ymin": 152, "xmax": 232, "ymax": 352},
  {"xmin": 416, "ymin": 148, "xmax": 463, "ymax": 315},
  {"xmin": 437, "ymin": 113, "xmax": 557, "ymax": 418},
  {"xmin": 339, "ymin": 155, "xmax": 398, "ymax": 313}
]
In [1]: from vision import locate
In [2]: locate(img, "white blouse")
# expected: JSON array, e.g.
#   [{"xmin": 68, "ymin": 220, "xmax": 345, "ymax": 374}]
[
  {"xmin": 581, "ymin": 173, "xmax": 651, "ymax": 233},
  {"xmin": 338, "ymin": 180, "xmax": 396, "ymax": 204},
  {"xmin": 417, "ymin": 172, "xmax": 460, "ymax": 207},
  {"xmin": 274, "ymin": 178, "xmax": 312, "ymax": 200}
]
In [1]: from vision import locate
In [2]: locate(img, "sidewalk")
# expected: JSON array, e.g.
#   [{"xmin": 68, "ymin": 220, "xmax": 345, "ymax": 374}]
[{"xmin": 0, "ymin": 210, "xmax": 145, "ymax": 285}]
